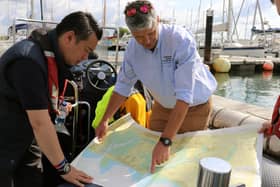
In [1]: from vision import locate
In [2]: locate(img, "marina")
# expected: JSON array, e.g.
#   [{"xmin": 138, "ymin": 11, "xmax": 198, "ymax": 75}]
[{"xmin": 214, "ymin": 71, "xmax": 280, "ymax": 108}]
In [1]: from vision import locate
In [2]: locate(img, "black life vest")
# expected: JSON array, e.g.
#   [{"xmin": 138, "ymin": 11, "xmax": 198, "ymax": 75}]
[{"xmin": 0, "ymin": 29, "xmax": 65, "ymax": 170}]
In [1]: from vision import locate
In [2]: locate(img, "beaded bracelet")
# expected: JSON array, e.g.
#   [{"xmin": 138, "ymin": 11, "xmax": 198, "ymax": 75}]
[{"xmin": 54, "ymin": 158, "xmax": 67, "ymax": 170}]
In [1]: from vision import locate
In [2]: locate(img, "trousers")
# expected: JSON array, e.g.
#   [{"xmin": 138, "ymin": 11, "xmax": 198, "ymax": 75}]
[{"xmin": 149, "ymin": 98, "xmax": 212, "ymax": 133}]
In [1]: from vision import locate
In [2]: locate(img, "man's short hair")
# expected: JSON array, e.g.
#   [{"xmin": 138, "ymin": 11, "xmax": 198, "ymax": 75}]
[{"xmin": 56, "ymin": 11, "xmax": 103, "ymax": 42}]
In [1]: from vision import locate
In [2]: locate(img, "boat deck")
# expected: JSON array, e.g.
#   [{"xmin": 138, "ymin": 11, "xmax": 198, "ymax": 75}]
[{"xmin": 212, "ymin": 95, "xmax": 272, "ymax": 120}]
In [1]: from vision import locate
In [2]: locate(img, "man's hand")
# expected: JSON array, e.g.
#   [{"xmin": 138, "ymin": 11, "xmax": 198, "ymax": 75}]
[
  {"xmin": 150, "ymin": 142, "xmax": 170, "ymax": 173},
  {"xmin": 61, "ymin": 165, "xmax": 93, "ymax": 187},
  {"xmin": 65, "ymin": 102, "xmax": 73, "ymax": 114},
  {"xmin": 95, "ymin": 120, "xmax": 109, "ymax": 140},
  {"xmin": 258, "ymin": 120, "xmax": 272, "ymax": 137}
]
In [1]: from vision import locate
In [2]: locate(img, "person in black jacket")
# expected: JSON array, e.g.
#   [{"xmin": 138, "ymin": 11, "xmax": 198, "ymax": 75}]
[{"xmin": 0, "ymin": 11, "xmax": 102, "ymax": 187}]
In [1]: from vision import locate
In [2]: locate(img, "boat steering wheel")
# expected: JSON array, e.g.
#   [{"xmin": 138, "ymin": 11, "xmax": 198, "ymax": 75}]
[{"xmin": 86, "ymin": 60, "xmax": 117, "ymax": 91}]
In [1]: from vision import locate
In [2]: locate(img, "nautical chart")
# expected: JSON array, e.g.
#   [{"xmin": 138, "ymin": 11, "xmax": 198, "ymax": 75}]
[{"xmin": 72, "ymin": 114, "xmax": 263, "ymax": 187}]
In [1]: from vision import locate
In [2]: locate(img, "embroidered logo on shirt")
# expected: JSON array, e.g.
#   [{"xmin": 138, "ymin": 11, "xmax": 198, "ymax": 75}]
[{"xmin": 162, "ymin": 55, "xmax": 172, "ymax": 64}]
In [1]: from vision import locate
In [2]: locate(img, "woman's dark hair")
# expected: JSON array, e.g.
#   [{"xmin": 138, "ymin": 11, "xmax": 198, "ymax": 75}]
[{"xmin": 56, "ymin": 11, "xmax": 103, "ymax": 42}]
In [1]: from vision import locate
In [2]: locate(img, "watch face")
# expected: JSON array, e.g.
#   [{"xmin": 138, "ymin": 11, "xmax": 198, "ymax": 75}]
[
  {"xmin": 64, "ymin": 163, "xmax": 71, "ymax": 174},
  {"xmin": 164, "ymin": 139, "xmax": 170, "ymax": 145},
  {"xmin": 160, "ymin": 137, "xmax": 172, "ymax": 146}
]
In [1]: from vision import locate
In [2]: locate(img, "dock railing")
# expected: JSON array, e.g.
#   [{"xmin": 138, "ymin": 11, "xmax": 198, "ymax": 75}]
[{"xmin": 11, "ymin": 18, "xmax": 58, "ymax": 44}]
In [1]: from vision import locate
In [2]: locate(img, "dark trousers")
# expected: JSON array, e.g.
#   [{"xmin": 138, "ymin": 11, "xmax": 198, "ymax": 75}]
[
  {"xmin": 0, "ymin": 158, "xmax": 14, "ymax": 187},
  {"xmin": 13, "ymin": 165, "xmax": 42, "ymax": 187},
  {"xmin": 0, "ymin": 164, "xmax": 42, "ymax": 187}
]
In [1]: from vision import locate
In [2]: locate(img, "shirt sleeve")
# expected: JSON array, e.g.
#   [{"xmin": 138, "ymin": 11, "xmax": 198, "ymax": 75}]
[
  {"xmin": 114, "ymin": 50, "xmax": 138, "ymax": 97},
  {"xmin": 174, "ymin": 30, "xmax": 200, "ymax": 105},
  {"xmin": 7, "ymin": 59, "xmax": 49, "ymax": 110}
]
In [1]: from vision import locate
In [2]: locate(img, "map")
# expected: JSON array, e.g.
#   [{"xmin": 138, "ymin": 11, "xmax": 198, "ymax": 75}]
[{"xmin": 72, "ymin": 114, "xmax": 263, "ymax": 187}]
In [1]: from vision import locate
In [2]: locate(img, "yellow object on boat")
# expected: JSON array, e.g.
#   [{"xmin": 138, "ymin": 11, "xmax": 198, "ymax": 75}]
[
  {"xmin": 213, "ymin": 57, "xmax": 231, "ymax": 73},
  {"xmin": 92, "ymin": 86, "xmax": 115, "ymax": 129}
]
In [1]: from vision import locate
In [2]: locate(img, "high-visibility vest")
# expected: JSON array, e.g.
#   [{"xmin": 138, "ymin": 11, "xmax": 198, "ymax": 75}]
[
  {"xmin": 92, "ymin": 86, "xmax": 115, "ymax": 129},
  {"xmin": 92, "ymin": 86, "xmax": 151, "ymax": 128}
]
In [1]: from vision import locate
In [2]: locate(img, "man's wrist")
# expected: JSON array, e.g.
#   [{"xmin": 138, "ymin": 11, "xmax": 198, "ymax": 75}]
[
  {"xmin": 159, "ymin": 137, "xmax": 172, "ymax": 146},
  {"xmin": 54, "ymin": 158, "xmax": 71, "ymax": 175}
]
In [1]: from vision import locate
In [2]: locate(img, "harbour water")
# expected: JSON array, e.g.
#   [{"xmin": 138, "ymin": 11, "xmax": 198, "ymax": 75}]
[{"xmin": 214, "ymin": 72, "xmax": 280, "ymax": 109}]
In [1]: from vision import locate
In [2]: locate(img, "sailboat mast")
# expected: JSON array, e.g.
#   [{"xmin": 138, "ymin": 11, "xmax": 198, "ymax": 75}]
[
  {"xmin": 172, "ymin": 8, "xmax": 175, "ymax": 26},
  {"xmin": 102, "ymin": 0, "xmax": 106, "ymax": 27},
  {"xmin": 244, "ymin": 6, "xmax": 250, "ymax": 39},
  {"xmin": 231, "ymin": 0, "xmax": 245, "ymax": 41},
  {"xmin": 50, "ymin": 0, "xmax": 54, "ymax": 21},
  {"xmin": 251, "ymin": 1, "xmax": 258, "ymax": 40},
  {"xmin": 256, "ymin": 0, "xmax": 265, "ymax": 35},
  {"xmin": 118, "ymin": 0, "xmax": 120, "ymax": 27},
  {"xmin": 227, "ymin": 0, "xmax": 232, "ymax": 43},
  {"xmin": 195, "ymin": 0, "xmax": 202, "ymax": 41},
  {"xmin": 250, "ymin": 0, "xmax": 265, "ymax": 41},
  {"xmin": 221, "ymin": 0, "xmax": 225, "ymax": 43},
  {"xmin": 40, "ymin": 0, "xmax": 43, "ymax": 20},
  {"xmin": 190, "ymin": 9, "xmax": 193, "ymax": 31},
  {"xmin": 29, "ymin": 0, "xmax": 34, "ymax": 19}
]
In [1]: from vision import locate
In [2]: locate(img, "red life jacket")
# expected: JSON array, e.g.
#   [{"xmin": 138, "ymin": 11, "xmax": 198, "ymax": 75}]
[
  {"xmin": 44, "ymin": 50, "xmax": 68, "ymax": 114},
  {"xmin": 266, "ymin": 96, "xmax": 280, "ymax": 138},
  {"xmin": 44, "ymin": 50, "xmax": 59, "ymax": 113}
]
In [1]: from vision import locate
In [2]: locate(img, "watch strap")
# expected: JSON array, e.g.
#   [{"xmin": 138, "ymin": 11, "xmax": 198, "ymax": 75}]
[
  {"xmin": 159, "ymin": 137, "xmax": 172, "ymax": 146},
  {"xmin": 55, "ymin": 158, "xmax": 71, "ymax": 175},
  {"xmin": 57, "ymin": 162, "xmax": 71, "ymax": 175}
]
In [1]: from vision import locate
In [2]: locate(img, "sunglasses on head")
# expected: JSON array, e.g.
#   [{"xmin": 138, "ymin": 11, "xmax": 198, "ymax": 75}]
[{"xmin": 125, "ymin": 2, "xmax": 153, "ymax": 17}]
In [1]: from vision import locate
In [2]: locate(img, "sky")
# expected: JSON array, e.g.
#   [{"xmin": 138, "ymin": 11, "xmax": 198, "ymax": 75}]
[{"xmin": 0, "ymin": 0, "xmax": 279, "ymax": 40}]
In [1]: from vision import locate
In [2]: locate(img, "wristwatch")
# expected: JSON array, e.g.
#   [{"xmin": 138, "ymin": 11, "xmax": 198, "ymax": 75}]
[
  {"xmin": 57, "ymin": 162, "xmax": 71, "ymax": 175},
  {"xmin": 159, "ymin": 137, "xmax": 172, "ymax": 146}
]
